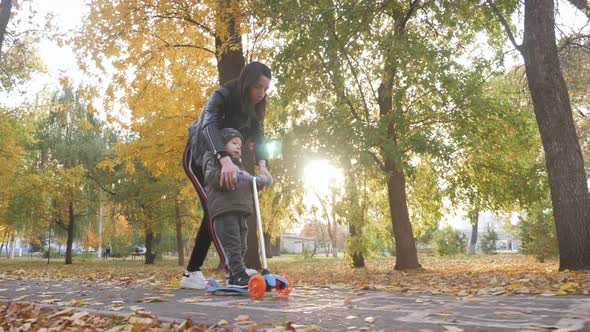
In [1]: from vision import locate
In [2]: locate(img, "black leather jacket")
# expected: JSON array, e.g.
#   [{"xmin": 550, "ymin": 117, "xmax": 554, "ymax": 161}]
[{"xmin": 188, "ymin": 83, "xmax": 268, "ymax": 169}]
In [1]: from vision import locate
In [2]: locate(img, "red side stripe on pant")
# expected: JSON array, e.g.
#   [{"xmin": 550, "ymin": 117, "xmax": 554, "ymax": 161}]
[{"xmin": 182, "ymin": 143, "xmax": 228, "ymax": 272}]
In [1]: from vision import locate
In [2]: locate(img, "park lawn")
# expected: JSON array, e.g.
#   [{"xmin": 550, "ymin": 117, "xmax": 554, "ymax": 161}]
[{"xmin": 1, "ymin": 253, "xmax": 589, "ymax": 296}]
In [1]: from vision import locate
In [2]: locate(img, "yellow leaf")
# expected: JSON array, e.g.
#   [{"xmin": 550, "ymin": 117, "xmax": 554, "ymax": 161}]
[
  {"xmin": 81, "ymin": 120, "xmax": 93, "ymax": 130},
  {"xmin": 142, "ymin": 297, "xmax": 164, "ymax": 303},
  {"xmin": 559, "ymin": 282, "xmax": 579, "ymax": 293},
  {"xmin": 86, "ymin": 103, "xmax": 95, "ymax": 113},
  {"xmin": 59, "ymin": 76, "xmax": 70, "ymax": 87},
  {"xmin": 507, "ymin": 283, "xmax": 522, "ymax": 290}
]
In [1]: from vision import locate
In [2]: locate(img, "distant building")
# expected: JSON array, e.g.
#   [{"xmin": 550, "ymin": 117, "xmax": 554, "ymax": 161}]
[
  {"xmin": 280, "ymin": 235, "xmax": 316, "ymax": 254},
  {"xmin": 453, "ymin": 212, "xmax": 520, "ymax": 253}
]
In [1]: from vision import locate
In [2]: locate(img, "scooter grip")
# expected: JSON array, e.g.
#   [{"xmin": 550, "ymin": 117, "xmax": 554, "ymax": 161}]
[{"xmin": 237, "ymin": 173, "xmax": 272, "ymax": 186}]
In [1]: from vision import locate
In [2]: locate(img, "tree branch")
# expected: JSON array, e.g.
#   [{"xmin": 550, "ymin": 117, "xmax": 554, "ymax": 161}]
[
  {"xmin": 567, "ymin": 0, "xmax": 590, "ymax": 20},
  {"xmin": 485, "ymin": 0, "xmax": 523, "ymax": 53},
  {"xmin": 368, "ymin": 150, "xmax": 386, "ymax": 172},
  {"xmin": 85, "ymin": 171, "xmax": 117, "ymax": 196}
]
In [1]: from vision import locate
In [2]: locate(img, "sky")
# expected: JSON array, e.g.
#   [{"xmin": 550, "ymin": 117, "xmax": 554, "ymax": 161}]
[
  {"xmin": 13, "ymin": 0, "xmax": 589, "ymax": 103},
  {"xmin": 6, "ymin": 0, "xmax": 590, "ymax": 234},
  {"xmin": 2, "ymin": 0, "xmax": 87, "ymax": 107}
]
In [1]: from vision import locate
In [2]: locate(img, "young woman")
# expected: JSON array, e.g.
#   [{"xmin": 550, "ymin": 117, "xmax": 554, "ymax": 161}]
[{"xmin": 181, "ymin": 61, "xmax": 273, "ymax": 289}]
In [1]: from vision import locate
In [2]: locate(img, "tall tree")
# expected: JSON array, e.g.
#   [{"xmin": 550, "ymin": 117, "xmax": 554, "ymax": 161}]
[
  {"xmin": 265, "ymin": 0, "xmax": 507, "ymax": 269},
  {"xmin": 34, "ymin": 86, "xmax": 106, "ymax": 264},
  {"xmin": 445, "ymin": 68, "xmax": 548, "ymax": 254},
  {"xmin": 487, "ymin": 0, "xmax": 590, "ymax": 270},
  {"xmin": 77, "ymin": 0, "xmax": 272, "ymax": 268}
]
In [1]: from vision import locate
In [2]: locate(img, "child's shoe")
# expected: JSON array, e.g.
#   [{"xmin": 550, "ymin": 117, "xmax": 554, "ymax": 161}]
[
  {"xmin": 226, "ymin": 268, "xmax": 257, "ymax": 285},
  {"xmin": 180, "ymin": 270, "xmax": 207, "ymax": 289},
  {"xmin": 227, "ymin": 271, "xmax": 251, "ymax": 288}
]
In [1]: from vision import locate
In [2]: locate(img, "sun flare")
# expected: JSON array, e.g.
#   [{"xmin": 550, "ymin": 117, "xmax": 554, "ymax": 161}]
[{"xmin": 303, "ymin": 160, "xmax": 344, "ymax": 194}]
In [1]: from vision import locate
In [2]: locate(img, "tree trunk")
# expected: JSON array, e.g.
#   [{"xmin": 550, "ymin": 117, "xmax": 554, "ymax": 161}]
[
  {"xmin": 46, "ymin": 221, "xmax": 51, "ymax": 263},
  {"xmin": 469, "ymin": 209, "xmax": 479, "ymax": 255},
  {"xmin": 145, "ymin": 231, "xmax": 156, "ymax": 264},
  {"xmin": 376, "ymin": 4, "xmax": 421, "ymax": 270},
  {"xmin": 9, "ymin": 234, "xmax": 15, "ymax": 259},
  {"xmin": 386, "ymin": 167, "xmax": 421, "ymax": 270},
  {"xmin": 215, "ymin": 0, "xmax": 245, "ymax": 85},
  {"xmin": 213, "ymin": 0, "xmax": 257, "ymax": 269},
  {"xmin": 263, "ymin": 231, "xmax": 272, "ymax": 258},
  {"xmin": 65, "ymin": 202, "xmax": 75, "ymax": 264},
  {"xmin": 97, "ymin": 189, "xmax": 103, "ymax": 259},
  {"xmin": 0, "ymin": 231, "xmax": 6, "ymax": 258},
  {"xmin": 273, "ymin": 236, "xmax": 281, "ymax": 256},
  {"xmin": 522, "ymin": 0, "xmax": 590, "ymax": 270},
  {"xmin": 349, "ymin": 224, "xmax": 365, "ymax": 268},
  {"xmin": 175, "ymin": 199, "xmax": 184, "ymax": 266},
  {"xmin": 0, "ymin": 0, "xmax": 12, "ymax": 56}
]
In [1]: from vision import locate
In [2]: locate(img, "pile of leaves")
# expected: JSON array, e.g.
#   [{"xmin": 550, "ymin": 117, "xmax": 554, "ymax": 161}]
[
  {"xmin": 0, "ymin": 302, "xmax": 307, "ymax": 331},
  {"xmin": 276, "ymin": 254, "xmax": 590, "ymax": 296},
  {"xmin": 1, "ymin": 254, "xmax": 590, "ymax": 297}
]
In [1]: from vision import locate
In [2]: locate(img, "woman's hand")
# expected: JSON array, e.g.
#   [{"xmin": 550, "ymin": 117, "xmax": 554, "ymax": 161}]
[
  {"xmin": 220, "ymin": 157, "xmax": 239, "ymax": 191},
  {"xmin": 258, "ymin": 161, "xmax": 273, "ymax": 185}
]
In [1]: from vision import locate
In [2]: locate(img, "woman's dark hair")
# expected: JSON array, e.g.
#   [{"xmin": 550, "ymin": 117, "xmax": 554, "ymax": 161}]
[
  {"xmin": 224, "ymin": 61, "xmax": 271, "ymax": 123},
  {"xmin": 238, "ymin": 61, "xmax": 272, "ymax": 106}
]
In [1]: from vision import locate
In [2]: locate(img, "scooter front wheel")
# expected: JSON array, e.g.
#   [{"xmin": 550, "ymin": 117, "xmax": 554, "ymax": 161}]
[
  {"xmin": 248, "ymin": 274, "xmax": 266, "ymax": 300},
  {"xmin": 275, "ymin": 274, "xmax": 292, "ymax": 297},
  {"xmin": 206, "ymin": 280, "xmax": 216, "ymax": 296}
]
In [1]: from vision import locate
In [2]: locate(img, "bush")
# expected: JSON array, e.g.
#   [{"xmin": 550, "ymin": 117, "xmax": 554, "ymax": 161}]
[
  {"xmin": 302, "ymin": 247, "xmax": 316, "ymax": 259},
  {"xmin": 42, "ymin": 249, "xmax": 63, "ymax": 259},
  {"xmin": 110, "ymin": 240, "xmax": 134, "ymax": 258},
  {"xmin": 430, "ymin": 226, "xmax": 467, "ymax": 256},
  {"xmin": 480, "ymin": 226, "xmax": 498, "ymax": 255},
  {"xmin": 519, "ymin": 200, "xmax": 558, "ymax": 262}
]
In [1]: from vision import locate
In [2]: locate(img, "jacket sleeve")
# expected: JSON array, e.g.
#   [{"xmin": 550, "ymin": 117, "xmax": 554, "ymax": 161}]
[
  {"xmin": 253, "ymin": 110, "xmax": 269, "ymax": 166},
  {"xmin": 203, "ymin": 153, "xmax": 222, "ymax": 191},
  {"xmin": 200, "ymin": 87, "xmax": 230, "ymax": 156}
]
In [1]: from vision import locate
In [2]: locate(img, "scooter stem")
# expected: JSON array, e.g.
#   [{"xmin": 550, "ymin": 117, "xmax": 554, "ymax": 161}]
[{"xmin": 251, "ymin": 178, "xmax": 268, "ymax": 270}]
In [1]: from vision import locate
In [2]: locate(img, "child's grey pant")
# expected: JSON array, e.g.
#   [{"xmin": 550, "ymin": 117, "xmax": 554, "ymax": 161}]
[{"xmin": 213, "ymin": 212, "xmax": 248, "ymax": 277}]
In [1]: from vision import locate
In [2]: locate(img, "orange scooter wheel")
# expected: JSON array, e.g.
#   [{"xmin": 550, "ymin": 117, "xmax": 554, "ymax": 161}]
[
  {"xmin": 275, "ymin": 274, "xmax": 292, "ymax": 297},
  {"xmin": 206, "ymin": 280, "xmax": 216, "ymax": 296},
  {"xmin": 248, "ymin": 274, "xmax": 266, "ymax": 300}
]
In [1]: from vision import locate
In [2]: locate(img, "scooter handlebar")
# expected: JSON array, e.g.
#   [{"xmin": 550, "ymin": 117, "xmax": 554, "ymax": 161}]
[{"xmin": 237, "ymin": 173, "xmax": 272, "ymax": 186}]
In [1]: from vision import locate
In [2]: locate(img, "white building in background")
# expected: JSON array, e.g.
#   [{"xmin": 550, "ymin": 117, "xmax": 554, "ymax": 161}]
[
  {"xmin": 280, "ymin": 235, "xmax": 316, "ymax": 254},
  {"xmin": 451, "ymin": 211, "xmax": 520, "ymax": 252}
]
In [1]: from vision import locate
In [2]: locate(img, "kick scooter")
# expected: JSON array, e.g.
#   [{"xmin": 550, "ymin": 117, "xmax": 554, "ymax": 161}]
[{"xmin": 206, "ymin": 174, "xmax": 292, "ymax": 299}]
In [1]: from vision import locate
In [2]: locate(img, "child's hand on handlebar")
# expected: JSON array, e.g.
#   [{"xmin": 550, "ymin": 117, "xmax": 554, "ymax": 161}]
[
  {"xmin": 258, "ymin": 167, "xmax": 273, "ymax": 185},
  {"xmin": 220, "ymin": 157, "xmax": 239, "ymax": 191}
]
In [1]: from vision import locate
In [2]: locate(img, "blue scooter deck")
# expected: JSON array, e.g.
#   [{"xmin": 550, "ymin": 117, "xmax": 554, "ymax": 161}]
[{"xmin": 205, "ymin": 278, "xmax": 249, "ymax": 295}]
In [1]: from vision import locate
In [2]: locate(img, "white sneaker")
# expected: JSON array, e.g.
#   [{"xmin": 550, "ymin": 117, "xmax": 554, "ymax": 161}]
[{"xmin": 180, "ymin": 271, "xmax": 207, "ymax": 289}]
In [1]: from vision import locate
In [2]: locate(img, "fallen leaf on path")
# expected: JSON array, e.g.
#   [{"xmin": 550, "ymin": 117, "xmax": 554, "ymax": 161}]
[
  {"xmin": 128, "ymin": 305, "xmax": 145, "ymax": 311},
  {"xmin": 142, "ymin": 296, "xmax": 164, "ymax": 303}
]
